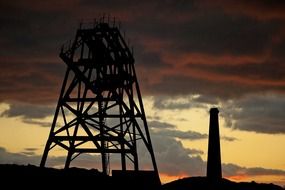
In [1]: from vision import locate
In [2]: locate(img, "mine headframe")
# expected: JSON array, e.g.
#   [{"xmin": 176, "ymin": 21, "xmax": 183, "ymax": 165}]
[{"xmin": 40, "ymin": 20, "xmax": 158, "ymax": 178}]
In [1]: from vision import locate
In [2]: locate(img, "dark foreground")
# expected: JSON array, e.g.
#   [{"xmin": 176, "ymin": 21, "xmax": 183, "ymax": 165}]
[
  {"xmin": 0, "ymin": 164, "xmax": 160, "ymax": 190},
  {"xmin": 0, "ymin": 164, "xmax": 283, "ymax": 190},
  {"xmin": 162, "ymin": 177, "xmax": 284, "ymax": 190}
]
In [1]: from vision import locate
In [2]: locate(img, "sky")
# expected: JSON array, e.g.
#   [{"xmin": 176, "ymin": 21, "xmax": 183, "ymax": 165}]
[{"xmin": 1, "ymin": 0, "xmax": 285, "ymax": 186}]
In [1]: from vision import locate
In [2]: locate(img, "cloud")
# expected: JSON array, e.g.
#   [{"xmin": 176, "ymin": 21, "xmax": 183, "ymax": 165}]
[
  {"xmin": 21, "ymin": 151, "xmax": 36, "ymax": 156},
  {"xmin": 148, "ymin": 108, "xmax": 238, "ymax": 142},
  {"xmin": 21, "ymin": 148, "xmax": 39, "ymax": 156},
  {"xmin": 222, "ymin": 93, "xmax": 285, "ymax": 134},
  {"xmin": 247, "ymin": 167, "xmax": 285, "ymax": 176},
  {"xmin": 223, "ymin": 163, "xmax": 285, "ymax": 178},
  {"xmin": 153, "ymin": 128, "xmax": 208, "ymax": 140},
  {"xmin": 170, "ymin": 13, "xmax": 276, "ymax": 56},
  {"xmin": 1, "ymin": 103, "xmax": 55, "ymax": 119},
  {"xmin": 148, "ymin": 120, "xmax": 176, "ymax": 129},
  {"xmin": 203, "ymin": 0, "xmax": 285, "ymax": 21},
  {"xmin": 144, "ymin": 135, "xmax": 206, "ymax": 176},
  {"xmin": 134, "ymin": 2, "xmax": 285, "ymax": 99},
  {"xmin": 185, "ymin": 148, "xmax": 204, "ymax": 155},
  {"xmin": 0, "ymin": 103, "xmax": 54, "ymax": 127},
  {"xmin": 220, "ymin": 136, "xmax": 238, "ymax": 142},
  {"xmin": 21, "ymin": 118, "xmax": 52, "ymax": 127},
  {"xmin": 153, "ymin": 95, "xmax": 205, "ymax": 110},
  {"xmin": 151, "ymin": 124, "xmax": 237, "ymax": 142},
  {"xmin": 0, "ymin": 147, "xmax": 41, "ymax": 165},
  {"xmin": 0, "ymin": 0, "xmax": 285, "ymax": 105},
  {"xmin": 0, "ymin": 146, "xmax": 102, "ymax": 169},
  {"xmin": 24, "ymin": 148, "xmax": 38, "ymax": 152},
  {"xmin": 0, "ymin": 58, "xmax": 65, "ymax": 104}
]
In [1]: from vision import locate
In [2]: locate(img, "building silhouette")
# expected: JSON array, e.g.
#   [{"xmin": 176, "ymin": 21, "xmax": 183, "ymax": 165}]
[
  {"xmin": 207, "ymin": 107, "xmax": 222, "ymax": 180},
  {"xmin": 40, "ymin": 18, "xmax": 160, "ymax": 187}
]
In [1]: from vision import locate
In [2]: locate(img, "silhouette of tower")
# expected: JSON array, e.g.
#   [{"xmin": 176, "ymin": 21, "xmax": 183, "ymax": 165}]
[
  {"xmin": 207, "ymin": 107, "xmax": 222, "ymax": 180},
  {"xmin": 40, "ymin": 18, "xmax": 158, "ymax": 178}
]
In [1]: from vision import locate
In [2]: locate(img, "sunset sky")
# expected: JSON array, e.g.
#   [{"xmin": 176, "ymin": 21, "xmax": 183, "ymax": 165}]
[{"xmin": 1, "ymin": 0, "xmax": 285, "ymax": 186}]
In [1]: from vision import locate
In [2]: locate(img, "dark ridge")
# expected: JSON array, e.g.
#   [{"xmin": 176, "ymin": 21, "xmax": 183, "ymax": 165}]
[
  {"xmin": 0, "ymin": 164, "xmax": 112, "ymax": 189},
  {"xmin": 162, "ymin": 176, "xmax": 284, "ymax": 190},
  {"xmin": 0, "ymin": 164, "xmax": 160, "ymax": 190},
  {"xmin": 0, "ymin": 164, "xmax": 284, "ymax": 190}
]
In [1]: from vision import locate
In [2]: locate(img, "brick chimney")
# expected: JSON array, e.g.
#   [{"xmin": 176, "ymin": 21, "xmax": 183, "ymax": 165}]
[{"xmin": 207, "ymin": 107, "xmax": 222, "ymax": 180}]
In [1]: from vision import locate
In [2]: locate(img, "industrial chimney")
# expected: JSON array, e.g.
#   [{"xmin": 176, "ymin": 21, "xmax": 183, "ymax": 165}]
[{"xmin": 207, "ymin": 107, "xmax": 222, "ymax": 181}]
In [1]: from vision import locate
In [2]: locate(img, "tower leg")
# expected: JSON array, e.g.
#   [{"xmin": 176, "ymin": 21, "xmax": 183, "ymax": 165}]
[
  {"xmin": 134, "ymin": 152, "xmax": 139, "ymax": 171},
  {"xmin": 133, "ymin": 124, "xmax": 139, "ymax": 171},
  {"xmin": 134, "ymin": 71, "xmax": 159, "ymax": 176},
  {"xmin": 40, "ymin": 140, "xmax": 51, "ymax": 167},
  {"xmin": 119, "ymin": 101, "xmax": 126, "ymax": 171},
  {"xmin": 102, "ymin": 152, "xmax": 107, "ymax": 175},
  {"xmin": 121, "ymin": 144, "xmax": 126, "ymax": 171},
  {"xmin": 40, "ymin": 69, "xmax": 70, "ymax": 167},
  {"xmin": 65, "ymin": 151, "xmax": 73, "ymax": 169}
]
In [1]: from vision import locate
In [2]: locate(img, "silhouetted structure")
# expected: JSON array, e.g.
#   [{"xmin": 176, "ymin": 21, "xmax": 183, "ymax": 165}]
[
  {"xmin": 1, "ymin": 164, "xmax": 284, "ymax": 190},
  {"xmin": 207, "ymin": 108, "xmax": 222, "ymax": 181},
  {"xmin": 40, "ymin": 18, "xmax": 159, "ymax": 182}
]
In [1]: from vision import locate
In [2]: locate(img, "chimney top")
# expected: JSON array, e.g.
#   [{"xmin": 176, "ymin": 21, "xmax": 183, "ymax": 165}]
[{"xmin": 210, "ymin": 107, "xmax": 219, "ymax": 114}]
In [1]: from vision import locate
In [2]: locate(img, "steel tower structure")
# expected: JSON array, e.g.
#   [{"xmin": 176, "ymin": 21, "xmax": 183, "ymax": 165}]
[{"xmin": 40, "ymin": 19, "xmax": 158, "ymax": 176}]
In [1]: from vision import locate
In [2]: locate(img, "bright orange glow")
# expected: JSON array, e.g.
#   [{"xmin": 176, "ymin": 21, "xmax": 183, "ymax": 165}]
[
  {"xmin": 226, "ymin": 175, "xmax": 248, "ymax": 181},
  {"xmin": 159, "ymin": 173, "xmax": 189, "ymax": 184},
  {"xmin": 225, "ymin": 175, "xmax": 285, "ymax": 187}
]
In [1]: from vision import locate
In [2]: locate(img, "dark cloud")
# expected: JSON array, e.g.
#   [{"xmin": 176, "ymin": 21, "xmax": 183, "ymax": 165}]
[
  {"xmin": 0, "ymin": 0, "xmax": 285, "ymax": 104},
  {"xmin": 187, "ymin": 59, "xmax": 285, "ymax": 85},
  {"xmin": 0, "ymin": 59, "xmax": 65, "ymax": 103},
  {"xmin": 152, "ymin": 127, "xmax": 237, "ymax": 142},
  {"xmin": 21, "ymin": 151, "xmax": 36, "ymax": 156},
  {"xmin": 22, "ymin": 148, "xmax": 39, "ymax": 156},
  {"xmin": 143, "ymin": 75, "xmax": 249, "ymax": 99},
  {"xmin": 204, "ymin": 0, "xmax": 285, "ymax": 21},
  {"xmin": 0, "ymin": 146, "xmax": 102, "ymax": 168},
  {"xmin": 153, "ymin": 128, "xmax": 208, "ymax": 140},
  {"xmin": 222, "ymin": 94, "xmax": 285, "ymax": 134},
  {"xmin": 221, "ymin": 136, "xmax": 238, "ymax": 142},
  {"xmin": 0, "ymin": 1, "xmax": 76, "ymax": 57},
  {"xmin": 185, "ymin": 148, "xmax": 204, "ymax": 155},
  {"xmin": 153, "ymin": 95, "xmax": 204, "ymax": 110},
  {"xmin": 168, "ymin": 12, "xmax": 277, "ymax": 56},
  {"xmin": 0, "ymin": 147, "xmax": 41, "ymax": 165},
  {"xmin": 247, "ymin": 167, "xmax": 285, "ymax": 176},
  {"xmin": 147, "ymin": 135, "xmax": 206, "ymax": 176},
  {"xmin": 148, "ymin": 120, "xmax": 176, "ymax": 129},
  {"xmin": 135, "ymin": 45, "xmax": 168, "ymax": 69},
  {"xmin": 24, "ymin": 148, "xmax": 38, "ymax": 152},
  {"xmin": 149, "ymin": 100, "xmax": 238, "ymax": 141},
  {"xmin": 1, "ymin": 103, "xmax": 55, "ymax": 119},
  {"xmin": 0, "ymin": 103, "xmax": 54, "ymax": 127},
  {"xmin": 22, "ymin": 118, "xmax": 52, "ymax": 128},
  {"xmin": 152, "ymin": 95, "xmax": 232, "ymax": 111},
  {"xmin": 223, "ymin": 163, "xmax": 285, "ymax": 177}
]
